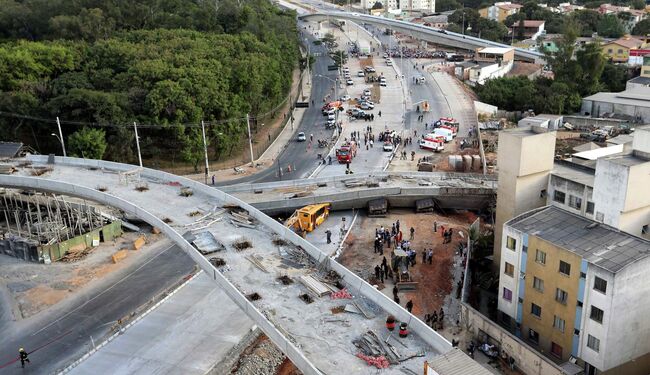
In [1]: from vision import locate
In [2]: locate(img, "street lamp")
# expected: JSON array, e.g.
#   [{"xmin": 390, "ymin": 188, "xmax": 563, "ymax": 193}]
[{"xmin": 51, "ymin": 133, "xmax": 66, "ymax": 157}]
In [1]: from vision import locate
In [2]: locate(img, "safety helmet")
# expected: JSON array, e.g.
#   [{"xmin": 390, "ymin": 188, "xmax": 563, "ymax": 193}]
[{"xmin": 19, "ymin": 348, "xmax": 24, "ymax": 352}]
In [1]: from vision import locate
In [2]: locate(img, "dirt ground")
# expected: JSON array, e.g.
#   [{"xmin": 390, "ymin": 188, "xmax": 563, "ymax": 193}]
[
  {"xmin": 338, "ymin": 209, "xmax": 478, "ymax": 318},
  {"xmin": 0, "ymin": 228, "xmax": 164, "ymax": 319}
]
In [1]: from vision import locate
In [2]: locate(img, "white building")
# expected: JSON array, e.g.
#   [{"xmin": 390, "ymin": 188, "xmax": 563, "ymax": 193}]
[
  {"xmin": 497, "ymin": 206, "xmax": 650, "ymax": 374},
  {"xmin": 361, "ymin": 0, "xmax": 434, "ymax": 12}
]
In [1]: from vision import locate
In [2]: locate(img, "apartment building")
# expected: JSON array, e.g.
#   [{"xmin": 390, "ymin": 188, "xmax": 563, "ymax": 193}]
[
  {"xmin": 495, "ymin": 125, "xmax": 650, "ymax": 266},
  {"xmin": 498, "ymin": 205, "xmax": 650, "ymax": 374},
  {"xmin": 479, "ymin": 2, "xmax": 522, "ymax": 22},
  {"xmin": 361, "ymin": 0, "xmax": 434, "ymax": 12}
]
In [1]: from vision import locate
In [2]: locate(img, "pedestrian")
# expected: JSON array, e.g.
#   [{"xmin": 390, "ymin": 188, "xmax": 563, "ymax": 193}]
[
  {"xmin": 409, "ymin": 227, "xmax": 415, "ymax": 240},
  {"xmin": 396, "ymin": 220, "xmax": 400, "ymax": 233},
  {"xmin": 428, "ymin": 249, "xmax": 433, "ymax": 265},
  {"xmin": 392, "ymin": 223, "xmax": 396, "ymax": 235},
  {"xmin": 406, "ymin": 299, "xmax": 414, "ymax": 313},
  {"xmin": 325, "ymin": 229, "xmax": 332, "ymax": 244},
  {"xmin": 211, "ymin": 175, "xmax": 215, "ymax": 185},
  {"xmin": 383, "ymin": 264, "xmax": 389, "ymax": 279},
  {"xmin": 433, "ymin": 221, "xmax": 437, "ymax": 232},
  {"xmin": 395, "ymin": 295, "xmax": 401, "ymax": 305},
  {"xmin": 380, "ymin": 269, "xmax": 384, "ymax": 283},
  {"xmin": 378, "ymin": 111, "xmax": 381, "ymax": 117},
  {"xmin": 310, "ymin": 133, "xmax": 313, "ymax": 142},
  {"xmin": 375, "ymin": 265, "xmax": 381, "ymax": 280},
  {"xmin": 440, "ymin": 225, "xmax": 445, "ymax": 237},
  {"xmin": 393, "ymin": 284, "xmax": 398, "ymax": 298},
  {"xmin": 411, "ymin": 151, "xmax": 415, "ymax": 161},
  {"xmin": 19, "ymin": 348, "xmax": 30, "ymax": 368},
  {"xmin": 422, "ymin": 249, "xmax": 427, "ymax": 264},
  {"xmin": 268, "ymin": 133, "xmax": 271, "ymax": 142}
]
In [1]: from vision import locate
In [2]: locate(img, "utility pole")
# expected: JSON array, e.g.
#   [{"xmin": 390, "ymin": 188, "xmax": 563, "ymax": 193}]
[
  {"xmin": 246, "ymin": 114, "xmax": 254, "ymax": 166},
  {"xmin": 55, "ymin": 117, "xmax": 66, "ymax": 157},
  {"xmin": 201, "ymin": 120, "xmax": 209, "ymax": 185},
  {"xmin": 133, "ymin": 122, "xmax": 142, "ymax": 167}
]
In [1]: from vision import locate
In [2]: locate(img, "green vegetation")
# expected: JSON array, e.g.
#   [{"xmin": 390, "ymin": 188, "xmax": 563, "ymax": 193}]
[
  {"xmin": 0, "ymin": 0, "xmax": 300, "ymax": 169},
  {"xmin": 447, "ymin": 9, "xmax": 509, "ymax": 42},
  {"xmin": 68, "ymin": 127, "xmax": 107, "ymax": 159},
  {"xmin": 476, "ymin": 23, "xmax": 629, "ymax": 114}
]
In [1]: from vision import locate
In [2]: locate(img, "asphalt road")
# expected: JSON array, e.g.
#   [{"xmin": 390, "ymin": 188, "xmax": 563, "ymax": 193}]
[
  {"xmin": 0, "ymin": 244, "xmax": 195, "ymax": 374},
  {"xmin": 217, "ymin": 20, "xmax": 340, "ymax": 185}
]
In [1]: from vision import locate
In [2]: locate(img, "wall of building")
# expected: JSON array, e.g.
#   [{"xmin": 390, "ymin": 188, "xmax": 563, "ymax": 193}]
[
  {"xmin": 39, "ymin": 220, "xmax": 123, "ymax": 262},
  {"xmin": 593, "ymin": 158, "xmax": 629, "ymax": 227},
  {"xmin": 462, "ymin": 303, "xmax": 566, "ymax": 375},
  {"xmin": 547, "ymin": 175, "xmax": 594, "ymax": 218},
  {"xmin": 521, "ymin": 236, "xmax": 582, "ymax": 363},
  {"xmin": 470, "ymin": 61, "xmax": 513, "ymax": 85},
  {"xmin": 498, "ymin": 226, "xmax": 525, "ymax": 321},
  {"xmin": 579, "ymin": 264, "xmax": 614, "ymax": 371},
  {"xmin": 595, "ymin": 258, "xmax": 650, "ymax": 372},
  {"xmin": 494, "ymin": 130, "xmax": 555, "ymax": 265}
]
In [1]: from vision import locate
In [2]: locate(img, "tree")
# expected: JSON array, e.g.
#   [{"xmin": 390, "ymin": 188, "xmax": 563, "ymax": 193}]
[
  {"xmin": 597, "ymin": 14, "xmax": 625, "ymax": 38},
  {"xmin": 330, "ymin": 50, "xmax": 348, "ymax": 67},
  {"xmin": 371, "ymin": 1, "xmax": 383, "ymax": 9},
  {"xmin": 632, "ymin": 19, "xmax": 650, "ymax": 35},
  {"xmin": 576, "ymin": 41, "xmax": 607, "ymax": 95},
  {"xmin": 68, "ymin": 127, "xmax": 107, "ymax": 159},
  {"xmin": 179, "ymin": 127, "xmax": 207, "ymax": 172},
  {"xmin": 436, "ymin": 0, "xmax": 462, "ymax": 12},
  {"xmin": 600, "ymin": 62, "xmax": 628, "ymax": 92},
  {"xmin": 475, "ymin": 18, "xmax": 509, "ymax": 42},
  {"xmin": 571, "ymin": 9, "xmax": 602, "ymax": 36}
]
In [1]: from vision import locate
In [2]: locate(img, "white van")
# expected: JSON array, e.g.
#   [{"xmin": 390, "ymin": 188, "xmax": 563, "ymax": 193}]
[
  {"xmin": 419, "ymin": 137, "xmax": 444, "ymax": 152},
  {"xmin": 434, "ymin": 128, "xmax": 453, "ymax": 142}
]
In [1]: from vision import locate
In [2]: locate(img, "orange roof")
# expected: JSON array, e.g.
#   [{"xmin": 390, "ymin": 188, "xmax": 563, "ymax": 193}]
[
  {"xmin": 607, "ymin": 37, "xmax": 644, "ymax": 49},
  {"xmin": 496, "ymin": 3, "xmax": 522, "ymax": 10}
]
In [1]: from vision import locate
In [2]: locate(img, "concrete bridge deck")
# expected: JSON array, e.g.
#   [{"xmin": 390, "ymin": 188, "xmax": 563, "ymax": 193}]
[
  {"xmin": 220, "ymin": 172, "xmax": 497, "ymax": 214},
  {"xmin": 0, "ymin": 155, "xmax": 488, "ymax": 375}
]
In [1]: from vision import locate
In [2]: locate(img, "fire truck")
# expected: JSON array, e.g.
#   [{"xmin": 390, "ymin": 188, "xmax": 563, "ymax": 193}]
[
  {"xmin": 419, "ymin": 134, "xmax": 445, "ymax": 152},
  {"xmin": 336, "ymin": 141, "xmax": 357, "ymax": 163}
]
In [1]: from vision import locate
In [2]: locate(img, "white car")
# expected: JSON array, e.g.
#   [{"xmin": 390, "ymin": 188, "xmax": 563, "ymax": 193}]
[
  {"xmin": 340, "ymin": 95, "xmax": 351, "ymax": 101},
  {"xmin": 346, "ymin": 79, "xmax": 354, "ymax": 85},
  {"xmin": 297, "ymin": 132, "xmax": 306, "ymax": 142},
  {"xmin": 380, "ymin": 80, "xmax": 387, "ymax": 87},
  {"xmin": 386, "ymin": 60, "xmax": 392, "ymax": 66},
  {"xmin": 383, "ymin": 142, "xmax": 394, "ymax": 152},
  {"xmin": 361, "ymin": 101, "xmax": 374, "ymax": 109},
  {"xmin": 342, "ymin": 67, "xmax": 349, "ymax": 72},
  {"xmin": 357, "ymin": 71, "xmax": 365, "ymax": 77},
  {"xmin": 327, "ymin": 113, "xmax": 335, "ymax": 120},
  {"xmin": 363, "ymin": 89, "xmax": 371, "ymax": 96}
]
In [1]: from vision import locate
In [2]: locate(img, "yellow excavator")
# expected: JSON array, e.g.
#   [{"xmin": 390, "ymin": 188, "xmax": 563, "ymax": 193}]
[{"xmin": 285, "ymin": 203, "xmax": 331, "ymax": 236}]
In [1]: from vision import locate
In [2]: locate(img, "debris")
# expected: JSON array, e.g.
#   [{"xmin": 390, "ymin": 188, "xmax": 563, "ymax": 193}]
[
  {"xmin": 344, "ymin": 304, "xmax": 362, "ymax": 314},
  {"xmin": 279, "ymin": 246, "xmax": 313, "ymax": 268},
  {"xmin": 331, "ymin": 306, "xmax": 346, "ymax": 314},
  {"xmin": 151, "ymin": 227, "xmax": 161, "ymax": 234},
  {"xmin": 355, "ymin": 353, "xmax": 390, "ymax": 369},
  {"xmin": 111, "ymin": 249, "xmax": 129, "ymax": 264},
  {"xmin": 134, "ymin": 182, "xmax": 149, "ymax": 192},
  {"xmin": 299, "ymin": 293, "xmax": 314, "ymax": 304},
  {"xmin": 188, "ymin": 211, "xmax": 201, "ymax": 217},
  {"xmin": 162, "ymin": 217, "xmax": 173, "ymax": 224},
  {"xmin": 232, "ymin": 238, "xmax": 252, "ymax": 251},
  {"xmin": 272, "ymin": 238, "xmax": 288, "ymax": 246},
  {"xmin": 353, "ymin": 299, "xmax": 376, "ymax": 319},
  {"xmin": 245, "ymin": 255, "xmax": 269, "ymax": 273},
  {"xmin": 209, "ymin": 257, "xmax": 226, "ymax": 267},
  {"xmin": 299, "ymin": 275, "xmax": 332, "ymax": 297},
  {"xmin": 96, "ymin": 186, "xmax": 108, "ymax": 192},
  {"xmin": 330, "ymin": 288, "xmax": 352, "ymax": 300},
  {"xmin": 179, "ymin": 187, "xmax": 194, "ymax": 197},
  {"xmin": 247, "ymin": 292, "xmax": 262, "ymax": 301},
  {"xmin": 60, "ymin": 246, "xmax": 93, "ymax": 262},
  {"xmin": 30, "ymin": 167, "xmax": 51, "ymax": 176},
  {"xmin": 277, "ymin": 275, "xmax": 293, "ymax": 285},
  {"xmin": 193, "ymin": 231, "xmax": 225, "ymax": 255}
]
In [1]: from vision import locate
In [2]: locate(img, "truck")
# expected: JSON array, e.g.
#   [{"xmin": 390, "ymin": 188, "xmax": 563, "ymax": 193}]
[
  {"xmin": 336, "ymin": 141, "xmax": 357, "ymax": 163},
  {"xmin": 419, "ymin": 135, "xmax": 445, "ymax": 152},
  {"xmin": 434, "ymin": 127, "xmax": 454, "ymax": 142},
  {"xmin": 358, "ymin": 40, "xmax": 371, "ymax": 56}
]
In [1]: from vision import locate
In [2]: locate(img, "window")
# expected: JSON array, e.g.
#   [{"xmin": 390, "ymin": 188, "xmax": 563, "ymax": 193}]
[
  {"xmin": 577, "ymin": 300, "xmax": 583, "ymax": 308},
  {"xmin": 540, "ymin": 189, "xmax": 547, "ymax": 198},
  {"xmin": 528, "ymin": 329, "xmax": 539, "ymax": 344},
  {"xmin": 590, "ymin": 306, "xmax": 604, "ymax": 323},
  {"xmin": 533, "ymin": 277, "xmax": 544, "ymax": 292},
  {"xmin": 569, "ymin": 195, "xmax": 582, "ymax": 210},
  {"xmin": 643, "ymin": 225, "xmax": 649, "ymax": 235},
  {"xmin": 586, "ymin": 201, "xmax": 595, "ymax": 214},
  {"xmin": 551, "ymin": 342, "xmax": 563, "ymax": 358},
  {"xmin": 556, "ymin": 288, "xmax": 568, "ymax": 304},
  {"xmin": 559, "ymin": 260, "xmax": 571, "ymax": 276},
  {"xmin": 594, "ymin": 277, "xmax": 607, "ymax": 294},
  {"xmin": 523, "ymin": 245, "xmax": 528, "ymax": 253},
  {"xmin": 608, "ymin": 48, "xmax": 613, "ymax": 53},
  {"xmin": 535, "ymin": 249, "xmax": 546, "ymax": 265},
  {"xmin": 553, "ymin": 190, "xmax": 566, "ymax": 204},
  {"xmin": 531, "ymin": 303, "xmax": 542, "ymax": 318},
  {"xmin": 506, "ymin": 236, "xmax": 516, "ymax": 250},
  {"xmin": 553, "ymin": 315, "xmax": 566, "ymax": 332},
  {"xmin": 505, "ymin": 262, "xmax": 514, "ymax": 277},
  {"xmin": 587, "ymin": 335, "xmax": 600, "ymax": 352},
  {"xmin": 617, "ymin": 49, "xmax": 623, "ymax": 54},
  {"xmin": 503, "ymin": 287, "xmax": 513, "ymax": 302}
]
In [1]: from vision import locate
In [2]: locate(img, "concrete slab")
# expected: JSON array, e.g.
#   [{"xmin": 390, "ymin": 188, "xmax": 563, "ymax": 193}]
[{"xmin": 69, "ymin": 273, "xmax": 254, "ymax": 375}]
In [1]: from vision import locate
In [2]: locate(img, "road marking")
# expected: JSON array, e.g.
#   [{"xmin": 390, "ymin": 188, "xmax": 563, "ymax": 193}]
[{"xmin": 31, "ymin": 243, "xmax": 177, "ymax": 336}]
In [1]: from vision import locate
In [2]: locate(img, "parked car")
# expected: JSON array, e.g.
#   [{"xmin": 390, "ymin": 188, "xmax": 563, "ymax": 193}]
[
  {"xmin": 383, "ymin": 142, "xmax": 394, "ymax": 152},
  {"xmin": 346, "ymin": 79, "xmax": 354, "ymax": 85},
  {"xmin": 363, "ymin": 89, "xmax": 371, "ymax": 96},
  {"xmin": 297, "ymin": 132, "xmax": 306, "ymax": 142},
  {"xmin": 380, "ymin": 80, "xmax": 387, "ymax": 87},
  {"xmin": 386, "ymin": 59, "xmax": 392, "ymax": 66},
  {"xmin": 327, "ymin": 113, "xmax": 335, "ymax": 120},
  {"xmin": 357, "ymin": 71, "xmax": 365, "ymax": 77},
  {"xmin": 340, "ymin": 95, "xmax": 351, "ymax": 101}
]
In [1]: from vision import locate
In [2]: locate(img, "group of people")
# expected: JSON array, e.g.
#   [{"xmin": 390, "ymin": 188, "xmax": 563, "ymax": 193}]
[
  {"xmin": 424, "ymin": 307, "xmax": 446, "ymax": 330},
  {"xmin": 384, "ymin": 46, "xmax": 441, "ymax": 59},
  {"xmin": 373, "ymin": 256, "xmax": 392, "ymax": 282}
]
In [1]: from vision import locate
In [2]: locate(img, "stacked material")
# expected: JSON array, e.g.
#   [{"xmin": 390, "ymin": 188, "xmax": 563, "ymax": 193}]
[{"xmin": 299, "ymin": 275, "xmax": 332, "ymax": 297}]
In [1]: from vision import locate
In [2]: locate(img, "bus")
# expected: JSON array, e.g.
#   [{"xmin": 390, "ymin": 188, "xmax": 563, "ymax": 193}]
[{"xmin": 285, "ymin": 203, "xmax": 331, "ymax": 234}]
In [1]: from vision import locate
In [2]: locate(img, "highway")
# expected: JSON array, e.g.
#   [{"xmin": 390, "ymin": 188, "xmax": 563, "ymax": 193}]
[
  {"xmin": 0, "ymin": 243, "xmax": 195, "ymax": 374},
  {"xmin": 217, "ymin": 20, "xmax": 340, "ymax": 185}
]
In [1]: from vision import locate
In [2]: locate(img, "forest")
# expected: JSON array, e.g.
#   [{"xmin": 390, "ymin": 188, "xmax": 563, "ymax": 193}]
[{"xmin": 0, "ymin": 0, "xmax": 300, "ymax": 168}]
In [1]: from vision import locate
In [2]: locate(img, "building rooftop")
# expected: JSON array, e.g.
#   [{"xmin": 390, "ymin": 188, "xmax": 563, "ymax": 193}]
[
  {"xmin": 502, "ymin": 126, "xmax": 551, "ymax": 138},
  {"xmin": 552, "ymin": 161, "xmax": 595, "ymax": 187},
  {"xmin": 604, "ymin": 153, "xmax": 649, "ymax": 167},
  {"xmin": 583, "ymin": 91, "xmax": 650, "ymax": 108},
  {"xmin": 573, "ymin": 144, "xmax": 624, "ymax": 160},
  {"xmin": 496, "ymin": 3, "xmax": 522, "ymax": 10},
  {"xmin": 606, "ymin": 134, "xmax": 635, "ymax": 145},
  {"xmin": 456, "ymin": 61, "xmax": 479, "ymax": 68},
  {"xmin": 427, "ymin": 348, "xmax": 495, "ymax": 375},
  {"xmin": 628, "ymin": 76, "xmax": 650, "ymax": 86},
  {"xmin": 520, "ymin": 20, "xmax": 545, "ymax": 27},
  {"xmin": 606, "ymin": 37, "xmax": 644, "ymax": 49},
  {"xmin": 507, "ymin": 206, "xmax": 650, "ymax": 273},
  {"xmin": 572, "ymin": 142, "xmax": 601, "ymax": 153}
]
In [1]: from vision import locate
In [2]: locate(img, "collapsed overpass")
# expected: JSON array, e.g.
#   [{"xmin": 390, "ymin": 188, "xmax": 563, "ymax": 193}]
[
  {"xmin": 220, "ymin": 172, "xmax": 497, "ymax": 215},
  {"xmin": 299, "ymin": 11, "xmax": 546, "ymax": 63},
  {"xmin": 0, "ymin": 155, "xmax": 491, "ymax": 375}
]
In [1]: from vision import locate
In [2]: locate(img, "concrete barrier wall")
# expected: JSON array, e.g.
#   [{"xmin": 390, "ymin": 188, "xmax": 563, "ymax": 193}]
[
  {"xmin": 461, "ymin": 303, "xmax": 565, "ymax": 375},
  {"xmin": 21, "ymin": 156, "xmax": 454, "ymax": 361}
]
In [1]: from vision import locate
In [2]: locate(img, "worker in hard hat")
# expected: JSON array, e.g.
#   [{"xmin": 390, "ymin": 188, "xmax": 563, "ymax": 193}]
[{"xmin": 19, "ymin": 348, "xmax": 30, "ymax": 368}]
